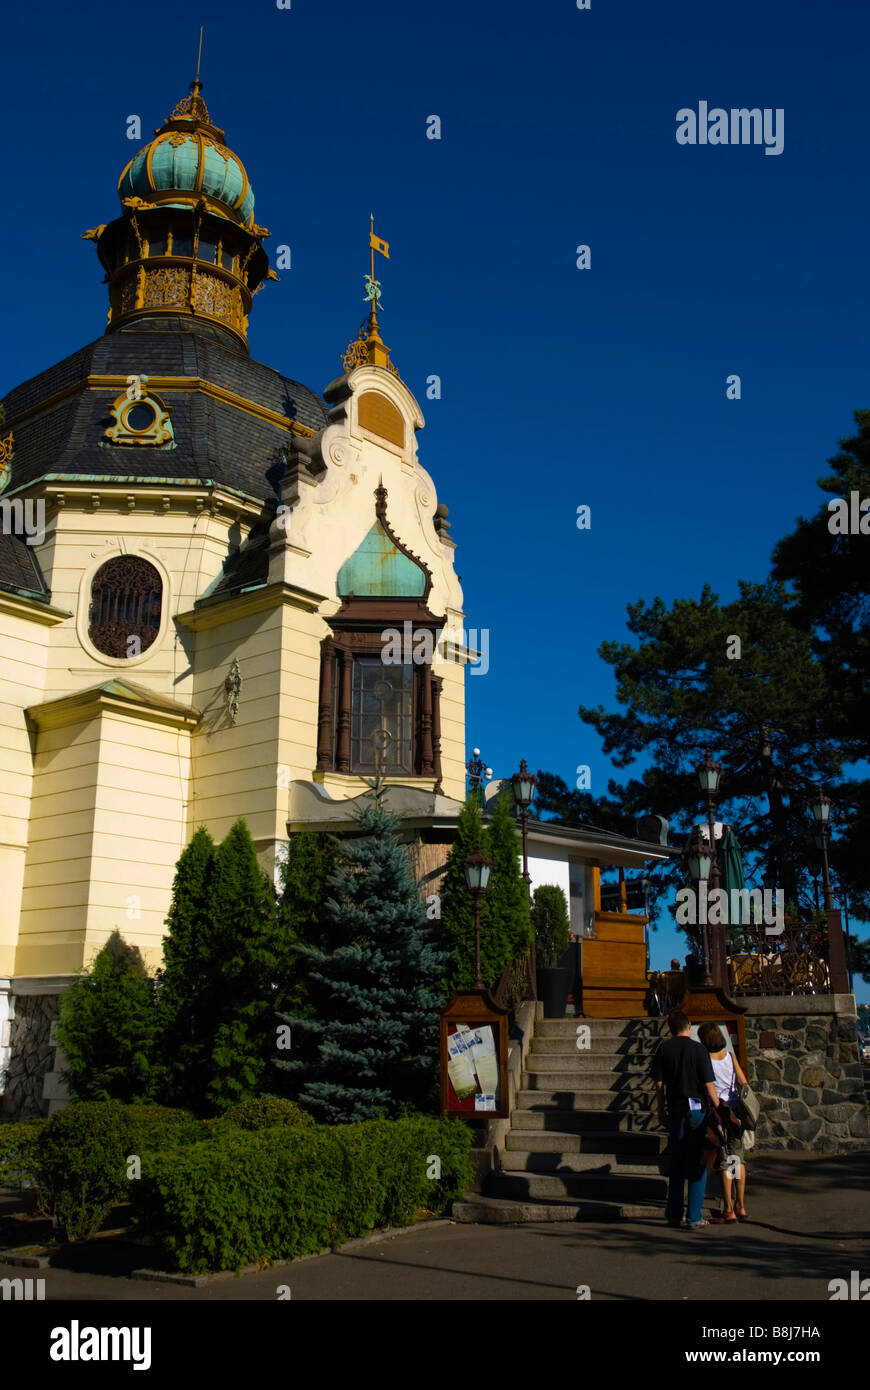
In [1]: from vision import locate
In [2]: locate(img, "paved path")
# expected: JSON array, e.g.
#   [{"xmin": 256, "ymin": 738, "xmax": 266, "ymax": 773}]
[{"xmin": 1, "ymin": 1153, "xmax": 867, "ymax": 1302}]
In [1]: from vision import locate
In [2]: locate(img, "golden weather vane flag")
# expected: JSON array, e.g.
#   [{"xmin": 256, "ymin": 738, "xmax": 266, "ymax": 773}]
[{"xmin": 369, "ymin": 215, "xmax": 390, "ymax": 262}]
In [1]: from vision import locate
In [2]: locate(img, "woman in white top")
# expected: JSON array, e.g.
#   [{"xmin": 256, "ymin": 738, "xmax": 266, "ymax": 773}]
[{"xmin": 698, "ymin": 1022, "xmax": 749, "ymax": 1223}]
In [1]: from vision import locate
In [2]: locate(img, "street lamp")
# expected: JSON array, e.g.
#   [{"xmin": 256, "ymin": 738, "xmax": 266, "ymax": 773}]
[
  {"xmin": 695, "ymin": 749, "xmax": 723, "ymax": 986},
  {"xmin": 466, "ymin": 748, "xmax": 493, "ymax": 804},
  {"xmin": 464, "ymin": 840, "xmax": 493, "ymax": 989},
  {"xmin": 510, "ymin": 759, "xmax": 538, "ymax": 997},
  {"xmin": 811, "ymin": 787, "xmax": 834, "ymax": 912},
  {"xmin": 684, "ymin": 825, "xmax": 713, "ymax": 988}
]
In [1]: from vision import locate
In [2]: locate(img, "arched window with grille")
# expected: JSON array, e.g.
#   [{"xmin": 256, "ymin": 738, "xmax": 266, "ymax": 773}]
[{"xmin": 88, "ymin": 556, "xmax": 163, "ymax": 658}]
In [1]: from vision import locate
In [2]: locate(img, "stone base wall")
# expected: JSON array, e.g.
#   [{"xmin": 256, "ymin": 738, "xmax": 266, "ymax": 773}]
[
  {"xmin": 742, "ymin": 995, "xmax": 869, "ymax": 1153},
  {"xmin": 0, "ymin": 991, "xmax": 68, "ymax": 1121}
]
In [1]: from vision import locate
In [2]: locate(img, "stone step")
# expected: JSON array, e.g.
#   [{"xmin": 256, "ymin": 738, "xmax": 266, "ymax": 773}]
[
  {"xmin": 518, "ymin": 1084, "xmax": 657, "ymax": 1106},
  {"xmin": 488, "ymin": 1171, "xmax": 669, "ymax": 1202},
  {"xmin": 505, "ymin": 1129, "xmax": 669, "ymax": 1154},
  {"xmin": 500, "ymin": 1150, "xmax": 666, "ymax": 1175},
  {"xmin": 528, "ymin": 1052, "xmax": 654, "ymax": 1072},
  {"xmin": 523, "ymin": 1066, "xmax": 657, "ymax": 1090},
  {"xmin": 532, "ymin": 1037, "xmax": 660, "ymax": 1057},
  {"xmin": 451, "ymin": 1195, "xmax": 670, "ymax": 1224},
  {"xmin": 535, "ymin": 1019, "xmax": 668, "ymax": 1038},
  {"xmin": 512, "ymin": 1108, "xmax": 663, "ymax": 1133}
]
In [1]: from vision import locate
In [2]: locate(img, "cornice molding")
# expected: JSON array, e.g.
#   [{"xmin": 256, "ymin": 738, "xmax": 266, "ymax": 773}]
[
  {"xmin": 178, "ymin": 579, "xmax": 327, "ymax": 629},
  {"xmin": 0, "ymin": 592, "xmax": 69, "ymax": 626},
  {"xmin": 5, "ymin": 376, "xmax": 317, "ymax": 438},
  {"xmin": 26, "ymin": 684, "xmax": 201, "ymax": 733}
]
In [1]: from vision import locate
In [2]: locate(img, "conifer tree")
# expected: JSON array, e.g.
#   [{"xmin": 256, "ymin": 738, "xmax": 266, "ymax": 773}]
[
  {"xmin": 274, "ymin": 830, "xmax": 341, "ymax": 1020},
  {"xmin": 158, "ymin": 820, "xmax": 283, "ymax": 1113},
  {"xmin": 440, "ymin": 791, "xmax": 530, "ymax": 992},
  {"xmin": 438, "ymin": 795, "xmax": 486, "ymax": 991},
  {"xmin": 55, "ymin": 930, "xmax": 159, "ymax": 1103},
  {"xmin": 276, "ymin": 799, "xmax": 449, "ymax": 1122},
  {"xmin": 154, "ymin": 825, "xmax": 216, "ymax": 1105},
  {"xmin": 483, "ymin": 787, "xmax": 533, "ymax": 975}
]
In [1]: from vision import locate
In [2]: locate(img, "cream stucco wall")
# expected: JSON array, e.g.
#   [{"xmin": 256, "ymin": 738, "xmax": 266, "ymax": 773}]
[{"xmin": 0, "ymin": 362, "xmax": 470, "ymax": 985}]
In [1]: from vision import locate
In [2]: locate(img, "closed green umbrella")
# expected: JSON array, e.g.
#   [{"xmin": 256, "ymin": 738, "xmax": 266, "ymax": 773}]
[{"xmin": 720, "ymin": 825, "xmax": 748, "ymax": 936}]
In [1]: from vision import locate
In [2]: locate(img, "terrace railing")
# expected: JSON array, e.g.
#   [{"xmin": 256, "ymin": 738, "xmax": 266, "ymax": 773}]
[{"xmin": 727, "ymin": 919, "xmax": 832, "ymax": 997}]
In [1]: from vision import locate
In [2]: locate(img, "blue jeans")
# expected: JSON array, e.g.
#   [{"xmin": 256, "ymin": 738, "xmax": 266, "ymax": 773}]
[{"xmin": 666, "ymin": 1107, "xmax": 708, "ymax": 1225}]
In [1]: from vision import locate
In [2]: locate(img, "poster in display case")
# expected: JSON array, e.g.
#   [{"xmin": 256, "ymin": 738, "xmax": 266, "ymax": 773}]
[{"xmin": 440, "ymin": 988, "xmax": 510, "ymax": 1120}]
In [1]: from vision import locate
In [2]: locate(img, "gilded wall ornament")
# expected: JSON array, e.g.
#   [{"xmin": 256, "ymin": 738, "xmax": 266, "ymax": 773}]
[{"xmin": 105, "ymin": 381, "xmax": 174, "ymax": 447}]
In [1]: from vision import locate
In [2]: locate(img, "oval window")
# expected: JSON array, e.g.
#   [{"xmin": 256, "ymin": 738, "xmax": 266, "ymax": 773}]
[
  {"xmin": 89, "ymin": 556, "xmax": 163, "ymax": 658},
  {"xmin": 125, "ymin": 402, "xmax": 157, "ymax": 432}
]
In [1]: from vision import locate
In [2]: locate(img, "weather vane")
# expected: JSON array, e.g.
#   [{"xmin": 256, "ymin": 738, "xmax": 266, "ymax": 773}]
[{"xmin": 364, "ymin": 214, "xmax": 390, "ymax": 312}]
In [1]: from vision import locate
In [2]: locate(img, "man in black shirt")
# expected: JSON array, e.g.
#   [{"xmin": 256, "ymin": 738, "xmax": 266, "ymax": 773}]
[{"xmin": 650, "ymin": 1010, "xmax": 719, "ymax": 1229}]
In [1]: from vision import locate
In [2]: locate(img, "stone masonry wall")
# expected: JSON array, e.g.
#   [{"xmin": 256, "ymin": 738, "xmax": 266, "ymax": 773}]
[
  {"xmin": 742, "ymin": 995, "xmax": 869, "ymax": 1153},
  {"xmin": 1, "ymin": 994, "xmax": 61, "ymax": 1121}
]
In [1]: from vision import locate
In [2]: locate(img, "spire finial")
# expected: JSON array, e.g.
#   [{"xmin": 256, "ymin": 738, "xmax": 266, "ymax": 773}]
[
  {"xmin": 342, "ymin": 218, "xmax": 399, "ymax": 375},
  {"xmin": 195, "ymin": 25, "xmax": 203, "ymax": 84}
]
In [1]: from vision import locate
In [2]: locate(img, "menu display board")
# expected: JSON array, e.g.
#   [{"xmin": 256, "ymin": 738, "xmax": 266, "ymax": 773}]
[{"xmin": 440, "ymin": 990, "xmax": 509, "ymax": 1119}]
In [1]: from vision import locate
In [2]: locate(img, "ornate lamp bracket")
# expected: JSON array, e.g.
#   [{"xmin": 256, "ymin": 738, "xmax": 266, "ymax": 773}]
[{"xmin": 224, "ymin": 658, "xmax": 242, "ymax": 724}]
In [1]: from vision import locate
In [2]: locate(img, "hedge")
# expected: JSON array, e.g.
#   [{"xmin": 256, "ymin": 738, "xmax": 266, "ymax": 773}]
[
  {"xmin": 0, "ymin": 1120, "xmax": 48, "ymax": 1189},
  {"xmin": 132, "ymin": 1115, "xmax": 474, "ymax": 1272},
  {"xmin": 34, "ymin": 1103, "xmax": 207, "ymax": 1242}
]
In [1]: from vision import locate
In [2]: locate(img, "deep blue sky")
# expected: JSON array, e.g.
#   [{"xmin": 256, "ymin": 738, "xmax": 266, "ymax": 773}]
[{"xmin": 2, "ymin": 0, "xmax": 868, "ymax": 990}]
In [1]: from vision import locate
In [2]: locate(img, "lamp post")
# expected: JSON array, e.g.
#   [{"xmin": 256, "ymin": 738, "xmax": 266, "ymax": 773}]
[
  {"xmin": 811, "ymin": 787, "xmax": 833, "ymax": 911},
  {"xmin": 464, "ymin": 840, "xmax": 493, "ymax": 990},
  {"xmin": 685, "ymin": 825, "xmax": 713, "ymax": 988},
  {"xmin": 810, "ymin": 786, "xmax": 850, "ymax": 994},
  {"xmin": 696, "ymin": 749, "xmax": 723, "ymax": 987},
  {"xmin": 466, "ymin": 748, "xmax": 492, "ymax": 806},
  {"xmin": 510, "ymin": 759, "xmax": 538, "ymax": 994}
]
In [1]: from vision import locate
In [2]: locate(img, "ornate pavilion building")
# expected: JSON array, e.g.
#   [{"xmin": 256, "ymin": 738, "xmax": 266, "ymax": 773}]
[
  {"xmin": 0, "ymin": 76, "xmax": 674, "ymax": 1118},
  {"xmin": 0, "ymin": 76, "xmax": 476, "ymax": 1115}
]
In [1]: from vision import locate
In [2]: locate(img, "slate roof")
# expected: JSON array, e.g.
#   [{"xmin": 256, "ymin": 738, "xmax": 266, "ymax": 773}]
[
  {"xmin": 2, "ymin": 316, "xmax": 329, "ymax": 503},
  {"xmin": 0, "ymin": 531, "xmax": 50, "ymax": 602}
]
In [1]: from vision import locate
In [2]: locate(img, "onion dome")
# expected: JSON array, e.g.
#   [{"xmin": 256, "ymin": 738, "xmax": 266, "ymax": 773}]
[{"xmin": 118, "ymin": 79, "xmax": 255, "ymax": 229}]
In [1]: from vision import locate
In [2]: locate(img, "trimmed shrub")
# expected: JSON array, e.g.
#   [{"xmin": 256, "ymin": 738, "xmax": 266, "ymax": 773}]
[
  {"xmin": 532, "ymin": 884, "xmax": 571, "ymax": 967},
  {"xmin": 34, "ymin": 1103, "xmax": 206, "ymax": 1241},
  {"xmin": 219, "ymin": 1097, "xmax": 314, "ymax": 1130},
  {"xmin": 0, "ymin": 1120, "xmax": 48, "ymax": 1188},
  {"xmin": 36, "ymin": 1102, "xmax": 132, "ymax": 1242},
  {"xmin": 132, "ymin": 1115, "xmax": 473, "ymax": 1272}
]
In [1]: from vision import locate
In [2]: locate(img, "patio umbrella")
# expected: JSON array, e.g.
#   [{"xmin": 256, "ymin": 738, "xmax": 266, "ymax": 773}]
[{"xmin": 720, "ymin": 825, "xmax": 748, "ymax": 934}]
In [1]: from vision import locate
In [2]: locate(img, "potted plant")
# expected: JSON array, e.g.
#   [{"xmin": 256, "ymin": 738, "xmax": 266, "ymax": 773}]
[{"xmin": 532, "ymin": 885, "xmax": 572, "ymax": 1018}]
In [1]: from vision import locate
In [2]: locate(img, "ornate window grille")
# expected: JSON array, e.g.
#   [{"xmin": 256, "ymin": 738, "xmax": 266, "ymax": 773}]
[{"xmin": 88, "ymin": 556, "xmax": 162, "ymax": 658}]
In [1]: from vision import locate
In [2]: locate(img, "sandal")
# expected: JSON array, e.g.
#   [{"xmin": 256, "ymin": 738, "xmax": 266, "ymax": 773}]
[
  {"xmin": 686, "ymin": 1219, "xmax": 709, "ymax": 1229},
  {"xmin": 712, "ymin": 1209, "xmax": 737, "ymax": 1224},
  {"xmin": 734, "ymin": 1202, "xmax": 748, "ymax": 1221}
]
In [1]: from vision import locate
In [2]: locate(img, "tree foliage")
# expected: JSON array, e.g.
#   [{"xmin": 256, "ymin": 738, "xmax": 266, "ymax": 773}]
[
  {"xmin": 55, "ymin": 931, "xmax": 159, "ymax": 1104},
  {"xmin": 275, "ymin": 800, "xmax": 449, "ymax": 1123}
]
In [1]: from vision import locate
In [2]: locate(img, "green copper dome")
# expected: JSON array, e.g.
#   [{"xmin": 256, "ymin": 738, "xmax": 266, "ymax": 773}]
[{"xmin": 117, "ymin": 80, "xmax": 255, "ymax": 229}]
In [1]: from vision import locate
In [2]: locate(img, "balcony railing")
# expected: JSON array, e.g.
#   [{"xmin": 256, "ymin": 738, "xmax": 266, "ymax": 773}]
[{"xmin": 727, "ymin": 920, "xmax": 831, "ymax": 997}]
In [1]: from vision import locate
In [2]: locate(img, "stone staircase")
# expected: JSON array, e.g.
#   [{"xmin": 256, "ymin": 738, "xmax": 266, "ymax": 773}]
[{"xmin": 455, "ymin": 1016, "xmax": 711, "ymax": 1224}]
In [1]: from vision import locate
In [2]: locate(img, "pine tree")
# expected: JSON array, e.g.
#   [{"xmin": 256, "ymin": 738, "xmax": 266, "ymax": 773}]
[
  {"xmin": 55, "ymin": 930, "xmax": 159, "ymax": 1103},
  {"xmin": 276, "ymin": 800, "xmax": 449, "ymax": 1123}
]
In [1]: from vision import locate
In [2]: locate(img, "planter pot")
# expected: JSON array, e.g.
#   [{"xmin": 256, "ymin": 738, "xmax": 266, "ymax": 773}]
[{"xmin": 536, "ymin": 966, "xmax": 573, "ymax": 1020}]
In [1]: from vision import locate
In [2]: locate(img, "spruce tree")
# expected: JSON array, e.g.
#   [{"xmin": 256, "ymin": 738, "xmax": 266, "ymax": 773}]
[
  {"xmin": 55, "ymin": 930, "xmax": 159, "ymax": 1103},
  {"xmin": 276, "ymin": 800, "xmax": 449, "ymax": 1122}
]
